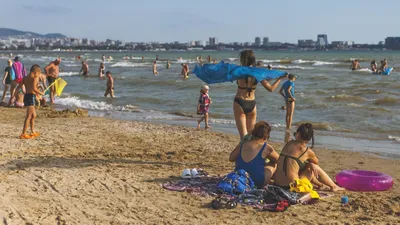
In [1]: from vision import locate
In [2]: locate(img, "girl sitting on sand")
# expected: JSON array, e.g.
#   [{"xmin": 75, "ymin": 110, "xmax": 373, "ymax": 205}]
[
  {"xmin": 274, "ymin": 123, "xmax": 344, "ymax": 192},
  {"xmin": 14, "ymin": 85, "xmax": 25, "ymax": 108},
  {"xmin": 197, "ymin": 85, "xmax": 212, "ymax": 129},
  {"xmin": 229, "ymin": 121, "xmax": 279, "ymax": 188}
]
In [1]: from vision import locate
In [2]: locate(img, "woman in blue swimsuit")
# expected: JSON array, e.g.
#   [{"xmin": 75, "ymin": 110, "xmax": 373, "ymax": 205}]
[
  {"xmin": 234, "ymin": 50, "xmax": 288, "ymax": 139},
  {"xmin": 229, "ymin": 121, "xmax": 279, "ymax": 188}
]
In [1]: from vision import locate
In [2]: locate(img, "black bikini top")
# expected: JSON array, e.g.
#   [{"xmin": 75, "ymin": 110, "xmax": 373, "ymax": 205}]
[{"xmin": 237, "ymin": 76, "xmax": 258, "ymax": 97}]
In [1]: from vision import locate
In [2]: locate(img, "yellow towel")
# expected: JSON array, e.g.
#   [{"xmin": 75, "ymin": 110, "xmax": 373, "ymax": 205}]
[
  {"xmin": 54, "ymin": 78, "xmax": 67, "ymax": 97},
  {"xmin": 290, "ymin": 178, "xmax": 320, "ymax": 199}
]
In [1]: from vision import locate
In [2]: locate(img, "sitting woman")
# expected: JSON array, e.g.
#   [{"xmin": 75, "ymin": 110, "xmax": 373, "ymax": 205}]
[
  {"xmin": 274, "ymin": 123, "xmax": 344, "ymax": 192},
  {"xmin": 14, "ymin": 85, "xmax": 25, "ymax": 108},
  {"xmin": 229, "ymin": 121, "xmax": 279, "ymax": 188}
]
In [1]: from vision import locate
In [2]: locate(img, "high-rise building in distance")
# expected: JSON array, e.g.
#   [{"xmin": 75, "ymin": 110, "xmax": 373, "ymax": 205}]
[
  {"xmin": 255, "ymin": 37, "xmax": 261, "ymax": 47},
  {"xmin": 208, "ymin": 37, "xmax": 218, "ymax": 46},
  {"xmin": 317, "ymin": 34, "xmax": 328, "ymax": 46},
  {"xmin": 263, "ymin": 37, "xmax": 269, "ymax": 46}
]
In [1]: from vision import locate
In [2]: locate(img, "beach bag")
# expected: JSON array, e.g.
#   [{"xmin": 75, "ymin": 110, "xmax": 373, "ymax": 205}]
[{"xmin": 217, "ymin": 169, "xmax": 255, "ymax": 195}]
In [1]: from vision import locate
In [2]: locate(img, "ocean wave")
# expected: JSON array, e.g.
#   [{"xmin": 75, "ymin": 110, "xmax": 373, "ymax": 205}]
[
  {"xmin": 59, "ymin": 72, "xmax": 80, "ymax": 76},
  {"xmin": 292, "ymin": 59, "xmax": 316, "ymax": 64},
  {"xmin": 57, "ymin": 97, "xmax": 118, "ymax": 110},
  {"xmin": 352, "ymin": 68, "xmax": 372, "ymax": 73},
  {"xmin": 374, "ymin": 97, "xmax": 400, "ymax": 105},
  {"xmin": 293, "ymin": 121, "xmax": 333, "ymax": 131},
  {"xmin": 64, "ymin": 63, "xmax": 80, "ymax": 67},
  {"xmin": 228, "ymin": 58, "xmax": 237, "ymax": 61},
  {"xmin": 388, "ymin": 135, "xmax": 400, "ymax": 142},
  {"xmin": 266, "ymin": 64, "xmax": 311, "ymax": 70},
  {"xmin": 261, "ymin": 59, "xmax": 282, "ymax": 63},
  {"xmin": 312, "ymin": 61, "xmax": 340, "ymax": 66},
  {"xmin": 109, "ymin": 62, "xmax": 136, "ymax": 68},
  {"xmin": 327, "ymin": 94, "xmax": 367, "ymax": 102}
]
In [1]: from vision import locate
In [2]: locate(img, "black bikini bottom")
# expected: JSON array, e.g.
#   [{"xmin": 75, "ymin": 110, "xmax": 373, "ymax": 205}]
[{"xmin": 234, "ymin": 97, "xmax": 256, "ymax": 114}]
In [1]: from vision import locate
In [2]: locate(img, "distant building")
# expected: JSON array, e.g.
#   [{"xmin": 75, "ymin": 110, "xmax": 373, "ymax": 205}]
[
  {"xmin": 378, "ymin": 41, "xmax": 384, "ymax": 45},
  {"xmin": 254, "ymin": 37, "xmax": 261, "ymax": 47},
  {"xmin": 195, "ymin": 40, "xmax": 206, "ymax": 46},
  {"xmin": 262, "ymin": 37, "xmax": 269, "ymax": 46},
  {"xmin": 344, "ymin": 41, "xmax": 354, "ymax": 46},
  {"xmin": 385, "ymin": 37, "xmax": 400, "ymax": 49},
  {"xmin": 208, "ymin": 37, "xmax": 218, "ymax": 46},
  {"xmin": 317, "ymin": 34, "xmax": 328, "ymax": 47},
  {"xmin": 298, "ymin": 39, "xmax": 315, "ymax": 48},
  {"xmin": 90, "ymin": 40, "xmax": 97, "ymax": 46},
  {"xmin": 267, "ymin": 42, "xmax": 282, "ymax": 47},
  {"xmin": 82, "ymin": 38, "xmax": 88, "ymax": 45},
  {"xmin": 331, "ymin": 41, "xmax": 344, "ymax": 48}
]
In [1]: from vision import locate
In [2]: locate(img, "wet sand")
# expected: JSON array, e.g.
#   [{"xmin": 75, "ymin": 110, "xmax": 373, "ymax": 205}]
[{"xmin": 0, "ymin": 107, "xmax": 399, "ymax": 224}]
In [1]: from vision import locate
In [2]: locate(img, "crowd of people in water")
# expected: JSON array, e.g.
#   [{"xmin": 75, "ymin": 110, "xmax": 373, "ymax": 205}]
[{"xmin": 350, "ymin": 58, "xmax": 389, "ymax": 74}]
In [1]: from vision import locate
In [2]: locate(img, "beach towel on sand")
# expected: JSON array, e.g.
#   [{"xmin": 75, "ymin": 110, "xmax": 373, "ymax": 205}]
[
  {"xmin": 193, "ymin": 61, "xmax": 287, "ymax": 84},
  {"xmin": 163, "ymin": 176, "xmax": 333, "ymax": 211}
]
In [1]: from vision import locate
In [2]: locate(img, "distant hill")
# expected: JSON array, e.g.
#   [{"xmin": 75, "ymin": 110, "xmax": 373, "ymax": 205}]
[{"xmin": 0, "ymin": 28, "xmax": 67, "ymax": 38}]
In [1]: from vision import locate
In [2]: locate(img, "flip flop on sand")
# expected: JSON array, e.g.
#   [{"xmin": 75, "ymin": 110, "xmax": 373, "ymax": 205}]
[
  {"xmin": 30, "ymin": 132, "xmax": 40, "ymax": 138},
  {"xmin": 19, "ymin": 134, "xmax": 32, "ymax": 139}
]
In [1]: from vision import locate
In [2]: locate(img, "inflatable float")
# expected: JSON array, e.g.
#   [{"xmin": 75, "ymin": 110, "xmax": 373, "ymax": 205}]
[
  {"xmin": 381, "ymin": 67, "xmax": 393, "ymax": 75},
  {"xmin": 336, "ymin": 170, "xmax": 394, "ymax": 192},
  {"xmin": 193, "ymin": 61, "xmax": 287, "ymax": 84}
]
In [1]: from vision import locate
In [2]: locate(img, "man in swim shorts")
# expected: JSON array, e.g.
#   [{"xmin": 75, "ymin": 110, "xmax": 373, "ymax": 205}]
[
  {"xmin": 349, "ymin": 59, "xmax": 361, "ymax": 71},
  {"xmin": 44, "ymin": 57, "xmax": 61, "ymax": 104},
  {"xmin": 153, "ymin": 61, "xmax": 159, "ymax": 75},
  {"xmin": 18, "ymin": 65, "xmax": 43, "ymax": 139},
  {"xmin": 104, "ymin": 71, "xmax": 114, "ymax": 98},
  {"xmin": 80, "ymin": 61, "xmax": 89, "ymax": 76}
]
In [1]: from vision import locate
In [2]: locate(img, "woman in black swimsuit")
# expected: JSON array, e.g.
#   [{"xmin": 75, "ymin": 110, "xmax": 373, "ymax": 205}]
[
  {"xmin": 234, "ymin": 50, "xmax": 288, "ymax": 139},
  {"xmin": 274, "ymin": 123, "xmax": 344, "ymax": 192}
]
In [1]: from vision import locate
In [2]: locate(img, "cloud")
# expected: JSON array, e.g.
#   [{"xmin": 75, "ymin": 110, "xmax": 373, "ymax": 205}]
[{"xmin": 22, "ymin": 5, "xmax": 72, "ymax": 14}]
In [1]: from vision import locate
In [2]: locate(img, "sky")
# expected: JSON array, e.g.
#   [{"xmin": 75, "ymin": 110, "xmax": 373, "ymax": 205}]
[{"xmin": 1, "ymin": 0, "xmax": 400, "ymax": 44}]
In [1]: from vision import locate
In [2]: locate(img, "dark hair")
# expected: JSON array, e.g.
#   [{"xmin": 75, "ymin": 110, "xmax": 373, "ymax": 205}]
[
  {"xmin": 30, "ymin": 64, "xmax": 41, "ymax": 73},
  {"xmin": 239, "ymin": 50, "xmax": 256, "ymax": 67},
  {"xmin": 250, "ymin": 121, "xmax": 271, "ymax": 140},
  {"xmin": 106, "ymin": 71, "xmax": 111, "ymax": 75},
  {"xmin": 296, "ymin": 123, "xmax": 314, "ymax": 148}
]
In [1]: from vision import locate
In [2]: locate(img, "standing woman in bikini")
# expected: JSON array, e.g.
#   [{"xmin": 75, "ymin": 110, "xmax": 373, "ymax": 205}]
[{"xmin": 234, "ymin": 50, "xmax": 288, "ymax": 139}]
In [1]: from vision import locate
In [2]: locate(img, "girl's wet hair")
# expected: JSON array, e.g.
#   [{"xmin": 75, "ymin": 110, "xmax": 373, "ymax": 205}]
[
  {"xmin": 239, "ymin": 50, "xmax": 256, "ymax": 67},
  {"xmin": 250, "ymin": 121, "xmax": 271, "ymax": 140},
  {"xmin": 30, "ymin": 64, "xmax": 41, "ymax": 73},
  {"xmin": 296, "ymin": 123, "xmax": 315, "ymax": 148}
]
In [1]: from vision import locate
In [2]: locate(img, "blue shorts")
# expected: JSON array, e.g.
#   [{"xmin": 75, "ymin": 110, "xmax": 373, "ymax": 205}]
[{"xmin": 24, "ymin": 93, "xmax": 35, "ymax": 107}]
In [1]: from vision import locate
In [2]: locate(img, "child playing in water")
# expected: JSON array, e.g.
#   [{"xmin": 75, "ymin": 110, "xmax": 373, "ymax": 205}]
[
  {"xmin": 279, "ymin": 74, "xmax": 297, "ymax": 129},
  {"xmin": 197, "ymin": 85, "xmax": 212, "ymax": 129},
  {"xmin": 18, "ymin": 65, "xmax": 43, "ymax": 139},
  {"xmin": 104, "ymin": 71, "xmax": 114, "ymax": 98}
]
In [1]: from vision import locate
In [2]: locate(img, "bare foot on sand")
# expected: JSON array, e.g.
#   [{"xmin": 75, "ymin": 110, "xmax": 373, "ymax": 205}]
[
  {"xmin": 205, "ymin": 126, "xmax": 211, "ymax": 129},
  {"xmin": 331, "ymin": 185, "xmax": 345, "ymax": 192}
]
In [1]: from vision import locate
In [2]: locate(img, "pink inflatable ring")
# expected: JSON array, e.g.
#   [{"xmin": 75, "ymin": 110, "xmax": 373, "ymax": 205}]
[{"xmin": 336, "ymin": 170, "xmax": 394, "ymax": 192}]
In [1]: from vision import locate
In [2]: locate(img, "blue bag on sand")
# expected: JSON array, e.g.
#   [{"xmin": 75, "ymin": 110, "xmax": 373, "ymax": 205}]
[
  {"xmin": 217, "ymin": 169, "xmax": 255, "ymax": 195},
  {"xmin": 193, "ymin": 61, "xmax": 287, "ymax": 84}
]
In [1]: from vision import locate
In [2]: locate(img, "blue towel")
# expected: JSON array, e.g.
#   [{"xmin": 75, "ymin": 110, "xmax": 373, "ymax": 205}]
[{"xmin": 193, "ymin": 61, "xmax": 287, "ymax": 84}]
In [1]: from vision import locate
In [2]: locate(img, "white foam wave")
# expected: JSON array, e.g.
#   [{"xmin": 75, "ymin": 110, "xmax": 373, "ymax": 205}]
[
  {"xmin": 266, "ymin": 64, "xmax": 310, "ymax": 70},
  {"xmin": 228, "ymin": 58, "xmax": 237, "ymax": 61},
  {"xmin": 312, "ymin": 61, "xmax": 340, "ymax": 66},
  {"xmin": 57, "ymin": 96, "xmax": 116, "ymax": 111},
  {"xmin": 353, "ymin": 68, "xmax": 372, "ymax": 73},
  {"xmin": 261, "ymin": 59, "xmax": 282, "ymax": 63},
  {"xmin": 175, "ymin": 59, "xmax": 196, "ymax": 64},
  {"xmin": 59, "ymin": 72, "xmax": 80, "ymax": 76},
  {"xmin": 209, "ymin": 119, "xmax": 235, "ymax": 125},
  {"xmin": 388, "ymin": 135, "xmax": 400, "ymax": 142},
  {"xmin": 292, "ymin": 59, "xmax": 316, "ymax": 64},
  {"xmin": 109, "ymin": 62, "xmax": 136, "ymax": 68},
  {"xmin": 64, "ymin": 63, "xmax": 80, "ymax": 67}
]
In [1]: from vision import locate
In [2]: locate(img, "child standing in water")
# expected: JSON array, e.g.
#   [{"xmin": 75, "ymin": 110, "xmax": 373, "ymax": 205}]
[
  {"xmin": 197, "ymin": 85, "xmax": 212, "ymax": 129},
  {"xmin": 279, "ymin": 74, "xmax": 297, "ymax": 129}
]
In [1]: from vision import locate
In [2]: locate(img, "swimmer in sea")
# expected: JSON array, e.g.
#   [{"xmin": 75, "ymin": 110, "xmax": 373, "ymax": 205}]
[
  {"xmin": 80, "ymin": 61, "xmax": 89, "ymax": 76},
  {"xmin": 267, "ymin": 65, "xmax": 272, "ymax": 70},
  {"xmin": 207, "ymin": 55, "xmax": 211, "ymax": 63},
  {"xmin": 350, "ymin": 59, "xmax": 361, "ymax": 71},
  {"xmin": 166, "ymin": 60, "xmax": 171, "ymax": 69},
  {"xmin": 102, "ymin": 55, "xmax": 106, "ymax": 62},
  {"xmin": 256, "ymin": 61, "xmax": 263, "ymax": 67},
  {"xmin": 104, "ymin": 71, "xmax": 114, "ymax": 98},
  {"xmin": 99, "ymin": 62, "xmax": 105, "ymax": 78},
  {"xmin": 371, "ymin": 60, "xmax": 378, "ymax": 73},
  {"xmin": 153, "ymin": 61, "xmax": 159, "ymax": 75},
  {"xmin": 156, "ymin": 55, "xmax": 159, "ymax": 61},
  {"xmin": 142, "ymin": 56, "xmax": 145, "ymax": 61},
  {"xmin": 181, "ymin": 63, "xmax": 189, "ymax": 78}
]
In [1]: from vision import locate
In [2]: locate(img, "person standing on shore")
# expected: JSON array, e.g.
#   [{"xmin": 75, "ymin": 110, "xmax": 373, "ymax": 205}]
[
  {"xmin": 44, "ymin": 57, "xmax": 61, "ymax": 104},
  {"xmin": 2, "ymin": 59, "xmax": 17, "ymax": 106},
  {"xmin": 234, "ymin": 50, "xmax": 288, "ymax": 139},
  {"xmin": 13, "ymin": 56, "xmax": 26, "ymax": 84},
  {"xmin": 197, "ymin": 85, "xmax": 212, "ymax": 129},
  {"xmin": 104, "ymin": 71, "xmax": 114, "ymax": 98},
  {"xmin": 153, "ymin": 61, "xmax": 159, "ymax": 75},
  {"xmin": 279, "ymin": 74, "xmax": 297, "ymax": 130},
  {"xmin": 18, "ymin": 65, "xmax": 43, "ymax": 139},
  {"xmin": 80, "ymin": 61, "xmax": 89, "ymax": 76}
]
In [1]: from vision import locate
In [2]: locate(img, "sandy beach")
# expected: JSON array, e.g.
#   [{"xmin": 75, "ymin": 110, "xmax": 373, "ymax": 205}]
[{"xmin": 0, "ymin": 107, "xmax": 399, "ymax": 224}]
